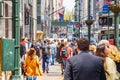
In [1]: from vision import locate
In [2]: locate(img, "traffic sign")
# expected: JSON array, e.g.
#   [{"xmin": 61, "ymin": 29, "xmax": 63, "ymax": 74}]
[
  {"xmin": 89, "ymin": 16, "xmax": 93, "ymax": 19},
  {"xmin": 102, "ymin": 4, "xmax": 109, "ymax": 14}
]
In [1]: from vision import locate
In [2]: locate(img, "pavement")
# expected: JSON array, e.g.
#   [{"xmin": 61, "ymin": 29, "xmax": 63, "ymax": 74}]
[
  {"xmin": 0, "ymin": 62, "xmax": 64, "ymax": 80},
  {"xmin": 37, "ymin": 62, "xmax": 64, "ymax": 80},
  {"xmin": 22, "ymin": 62, "xmax": 64, "ymax": 80}
]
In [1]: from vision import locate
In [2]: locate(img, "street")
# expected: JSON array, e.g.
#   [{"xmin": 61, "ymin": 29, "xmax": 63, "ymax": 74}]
[{"xmin": 1, "ymin": 0, "xmax": 120, "ymax": 80}]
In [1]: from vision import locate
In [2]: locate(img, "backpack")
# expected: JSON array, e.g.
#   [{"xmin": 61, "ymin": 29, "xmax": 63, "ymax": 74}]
[
  {"xmin": 42, "ymin": 45, "xmax": 50, "ymax": 56},
  {"xmin": 61, "ymin": 47, "xmax": 68, "ymax": 58},
  {"xmin": 33, "ymin": 43, "xmax": 41, "ymax": 57}
]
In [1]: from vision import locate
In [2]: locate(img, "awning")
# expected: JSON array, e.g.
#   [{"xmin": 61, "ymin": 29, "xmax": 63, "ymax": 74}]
[{"xmin": 51, "ymin": 21, "xmax": 69, "ymax": 27}]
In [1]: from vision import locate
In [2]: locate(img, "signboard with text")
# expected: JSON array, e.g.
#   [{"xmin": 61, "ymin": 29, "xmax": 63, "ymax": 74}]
[{"xmin": 102, "ymin": 4, "xmax": 109, "ymax": 14}]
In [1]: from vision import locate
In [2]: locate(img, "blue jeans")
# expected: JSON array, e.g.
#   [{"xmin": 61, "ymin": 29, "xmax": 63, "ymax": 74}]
[
  {"xmin": 27, "ymin": 76, "xmax": 37, "ymax": 80},
  {"xmin": 51, "ymin": 54, "xmax": 55, "ymax": 65},
  {"xmin": 63, "ymin": 60, "xmax": 67, "ymax": 69},
  {"xmin": 42, "ymin": 55, "xmax": 50, "ymax": 73}
]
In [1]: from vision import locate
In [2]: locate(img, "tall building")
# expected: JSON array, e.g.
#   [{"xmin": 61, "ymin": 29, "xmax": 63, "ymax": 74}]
[
  {"xmin": 37, "ymin": 0, "xmax": 41, "ymax": 30},
  {"xmin": 81, "ymin": 0, "xmax": 88, "ymax": 21},
  {"xmin": 39, "ymin": 0, "xmax": 63, "ymax": 38},
  {"xmin": 74, "ymin": 0, "xmax": 87, "ymax": 23},
  {"xmin": 74, "ymin": 0, "xmax": 101, "ymax": 26},
  {"xmin": 53, "ymin": 0, "xmax": 63, "ymax": 21},
  {"xmin": 41, "ymin": 0, "xmax": 46, "ymax": 31},
  {"xmin": 0, "ymin": 1, "xmax": 12, "ymax": 38},
  {"xmin": 22, "ymin": 0, "xmax": 37, "ymax": 40}
]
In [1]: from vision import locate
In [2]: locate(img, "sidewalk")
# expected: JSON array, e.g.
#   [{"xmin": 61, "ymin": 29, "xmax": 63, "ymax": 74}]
[
  {"xmin": 21, "ymin": 62, "xmax": 64, "ymax": 80},
  {"xmin": 37, "ymin": 62, "xmax": 64, "ymax": 80}
]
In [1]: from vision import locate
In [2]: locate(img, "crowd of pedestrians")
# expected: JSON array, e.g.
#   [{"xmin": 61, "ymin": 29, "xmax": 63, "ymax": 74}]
[
  {"xmin": 20, "ymin": 37, "xmax": 120, "ymax": 80},
  {"xmin": 64, "ymin": 38, "xmax": 120, "ymax": 80}
]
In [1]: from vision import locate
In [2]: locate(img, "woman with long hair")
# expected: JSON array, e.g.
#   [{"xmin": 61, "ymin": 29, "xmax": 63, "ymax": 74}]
[
  {"xmin": 108, "ymin": 45, "xmax": 120, "ymax": 62},
  {"xmin": 98, "ymin": 40, "xmax": 120, "ymax": 75},
  {"xmin": 95, "ymin": 44, "xmax": 119, "ymax": 80},
  {"xmin": 24, "ymin": 48, "xmax": 43, "ymax": 80}
]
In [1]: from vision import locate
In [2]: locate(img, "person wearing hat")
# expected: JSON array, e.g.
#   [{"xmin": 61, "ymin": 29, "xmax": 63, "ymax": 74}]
[{"xmin": 24, "ymin": 48, "xmax": 43, "ymax": 80}]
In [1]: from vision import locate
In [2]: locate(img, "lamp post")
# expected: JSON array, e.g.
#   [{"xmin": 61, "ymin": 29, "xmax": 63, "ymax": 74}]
[
  {"xmin": 85, "ymin": 19, "xmax": 94, "ymax": 41},
  {"xmin": 85, "ymin": 0, "xmax": 92, "ymax": 41},
  {"xmin": 10, "ymin": 0, "xmax": 21, "ymax": 79},
  {"xmin": 74, "ymin": 0, "xmax": 81, "ymax": 38},
  {"xmin": 74, "ymin": 3, "xmax": 77, "ymax": 22},
  {"xmin": 74, "ymin": 2, "xmax": 78, "ymax": 38},
  {"xmin": 78, "ymin": 1, "xmax": 81, "ymax": 38},
  {"xmin": 108, "ymin": 0, "xmax": 120, "ymax": 48}
]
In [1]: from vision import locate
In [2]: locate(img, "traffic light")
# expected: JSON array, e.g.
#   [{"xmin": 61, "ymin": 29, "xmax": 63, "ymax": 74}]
[
  {"xmin": 76, "ymin": 23, "xmax": 82, "ymax": 28},
  {"xmin": 99, "ymin": 17, "xmax": 112, "ymax": 26},
  {"xmin": 0, "ymin": 0, "xmax": 3, "ymax": 17},
  {"xmin": 99, "ymin": 17, "xmax": 107, "ymax": 25}
]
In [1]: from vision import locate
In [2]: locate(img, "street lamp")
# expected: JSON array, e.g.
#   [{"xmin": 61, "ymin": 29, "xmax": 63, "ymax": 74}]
[
  {"xmin": 85, "ymin": 19, "xmax": 94, "ymax": 25},
  {"xmin": 85, "ymin": 19, "xmax": 94, "ymax": 41},
  {"xmin": 74, "ymin": 1, "xmax": 81, "ymax": 38},
  {"xmin": 108, "ymin": 1, "xmax": 120, "ymax": 47},
  {"xmin": 10, "ymin": 0, "xmax": 21, "ymax": 80},
  {"xmin": 86, "ymin": 0, "xmax": 92, "ymax": 41},
  {"xmin": 78, "ymin": 2, "xmax": 81, "ymax": 38}
]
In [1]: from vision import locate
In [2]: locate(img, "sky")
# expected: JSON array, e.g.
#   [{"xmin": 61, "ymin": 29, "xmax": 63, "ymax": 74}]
[{"xmin": 63, "ymin": 0, "xmax": 75, "ymax": 12}]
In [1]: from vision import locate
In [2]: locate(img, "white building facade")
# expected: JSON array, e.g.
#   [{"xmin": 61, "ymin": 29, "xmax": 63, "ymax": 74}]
[
  {"xmin": 0, "ymin": 1, "xmax": 12, "ymax": 38},
  {"xmin": 20, "ymin": 0, "xmax": 37, "ymax": 40}
]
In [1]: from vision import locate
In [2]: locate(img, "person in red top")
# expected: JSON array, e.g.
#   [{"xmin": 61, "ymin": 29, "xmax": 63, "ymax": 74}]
[
  {"xmin": 20, "ymin": 37, "xmax": 26, "ymax": 45},
  {"xmin": 20, "ymin": 38, "xmax": 26, "ymax": 58},
  {"xmin": 60, "ymin": 41, "xmax": 73, "ymax": 69}
]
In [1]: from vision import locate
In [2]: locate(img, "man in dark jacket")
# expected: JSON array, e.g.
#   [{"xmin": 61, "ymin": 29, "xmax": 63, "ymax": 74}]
[{"xmin": 64, "ymin": 38, "xmax": 106, "ymax": 80}]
